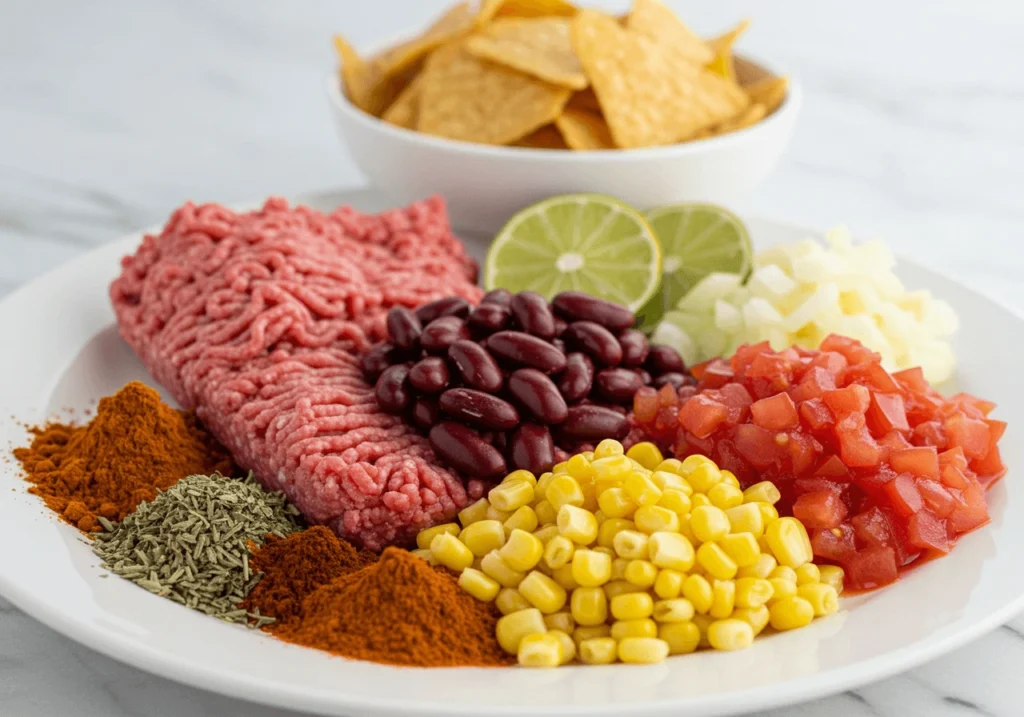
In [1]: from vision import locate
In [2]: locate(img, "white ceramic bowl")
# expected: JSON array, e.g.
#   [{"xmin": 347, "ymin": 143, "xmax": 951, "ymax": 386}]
[{"xmin": 326, "ymin": 56, "xmax": 801, "ymax": 235}]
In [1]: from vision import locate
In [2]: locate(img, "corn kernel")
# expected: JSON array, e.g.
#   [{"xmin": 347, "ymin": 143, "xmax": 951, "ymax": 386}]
[
  {"xmin": 710, "ymin": 579, "xmax": 736, "ymax": 619},
  {"xmin": 551, "ymin": 461, "xmax": 568, "ymax": 475},
  {"xmin": 548, "ymin": 475, "xmax": 586, "ymax": 513},
  {"xmin": 738, "ymin": 553, "xmax": 777, "ymax": 579},
  {"xmin": 496, "ymin": 607, "xmax": 547, "ymax": 654},
  {"xmin": 721, "ymin": 470, "xmax": 741, "ymax": 488},
  {"xmin": 691, "ymin": 505, "xmax": 731, "ymax": 543},
  {"xmin": 618, "ymin": 637, "xmax": 669, "ymax": 664},
  {"xmin": 517, "ymin": 632, "xmax": 561, "ymax": 667},
  {"xmin": 481, "ymin": 550, "xmax": 526, "ymax": 588},
  {"xmin": 679, "ymin": 454, "xmax": 715, "ymax": 476},
  {"xmin": 692, "ymin": 613, "xmax": 714, "ymax": 647},
  {"xmin": 499, "ymin": 529, "xmax": 544, "ymax": 572},
  {"xmin": 652, "ymin": 598, "xmax": 695, "ymax": 623},
  {"xmin": 658, "ymin": 488, "xmax": 692, "ymax": 515},
  {"xmin": 818, "ymin": 565, "xmax": 845, "ymax": 594},
  {"xmin": 612, "ymin": 529, "xmax": 649, "ymax": 560},
  {"xmin": 719, "ymin": 532, "xmax": 761, "ymax": 568},
  {"xmin": 566, "ymin": 454, "xmax": 596, "ymax": 482},
  {"xmin": 723, "ymin": 504, "xmax": 762, "ymax": 537},
  {"xmin": 648, "ymin": 531, "xmax": 696, "ymax": 572},
  {"xmin": 579, "ymin": 637, "xmax": 618, "ymax": 665},
  {"xmin": 678, "ymin": 514, "xmax": 697, "ymax": 543},
  {"xmin": 416, "ymin": 523, "xmax": 460, "ymax": 551},
  {"xmin": 768, "ymin": 577, "xmax": 797, "ymax": 601},
  {"xmin": 544, "ymin": 611, "xmax": 576, "ymax": 634},
  {"xmin": 798, "ymin": 583, "xmax": 839, "ymax": 616},
  {"xmin": 580, "ymin": 481, "xmax": 599, "ymax": 513},
  {"xmin": 611, "ymin": 618, "xmax": 658, "ymax": 640},
  {"xmin": 519, "ymin": 570, "xmax": 568, "ymax": 614},
  {"xmin": 543, "ymin": 535, "xmax": 575, "ymax": 570},
  {"xmin": 626, "ymin": 441, "xmax": 663, "ymax": 470},
  {"xmin": 691, "ymin": 493, "xmax": 712, "ymax": 509},
  {"xmin": 611, "ymin": 557, "xmax": 630, "ymax": 580},
  {"xmin": 625, "ymin": 471, "xmax": 663, "ymax": 507},
  {"xmin": 770, "ymin": 565, "xmax": 798, "ymax": 582},
  {"xmin": 410, "ymin": 548, "xmax": 437, "ymax": 564},
  {"xmin": 795, "ymin": 563, "xmax": 820, "ymax": 586},
  {"xmin": 611, "ymin": 591, "xmax": 654, "ymax": 621},
  {"xmin": 593, "ymin": 545, "xmax": 614, "ymax": 557},
  {"xmin": 651, "ymin": 470, "xmax": 688, "ymax": 492},
  {"xmin": 557, "ymin": 505, "xmax": 599, "ymax": 545},
  {"xmin": 758, "ymin": 503, "xmax": 779, "ymax": 523},
  {"xmin": 458, "ymin": 568, "xmax": 500, "ymax": 602},
  {"xmin": 734, "ymin": 577, "xmax": 774, "ymax": 609},
  {"xmin": 654, "ymin": 568, "xmax": 685, "ymax": 599},
  {"xmin": 430, "ymin": 532, "xmax": 474, "ymax": 572},
  {"xmin": 594, "ymin": 438, "xmax": 625, "ymax": 459},
  {"xmin": 696, "ymin": 542, "xmax": 738, "ymax": 581},
  {"xmin": 503, "ymin": 468, "xmax": 537, "ymax": 486},
  {"xmin": 634, "ymin": 505, "xmax": 681, "ymax": 534},
  {"xmin": 486, "ymin": 505, "xmax": 512, "ymax": 523},
  {"xmin": 683, "ymin": 574, "xmax": 714, "ymax": 614},
  {"xmin": 496, "ymin": 588, "xmax": 531, "ymax": 615},
  {"xmin": 460, "ymin": 520, "xmax": 506, "ymax": 557},
  {"xmin": 490, "ymin": 480, "xmax": 534, "ymax": 513},
  {"xmin": 536, "ymin": 472, "xmax": 555, "ymax": 499},
  {"xmin": 743, "ymin": 481, "xmax": 781, "ymax": 505},
  {"xmin": 504, "ymin": 505, "xmax": 539, "ymax": 535},
  {"xmin": 733, "ymin": 605, "xmax": 771, "ymax": 635},
  {"xmin": 769, "ymin": 596, "xmax": 815, "ymax": 630},
  {"xmin": 570, "ymin": 549, "xmax": 612, "ymax": 587},
  {"xmin": 534, "ymin": 499, "xmax": 557, "ymax": 526},
  {"xmin": 624, "ymin": 559, "xmax": 658, "ymax": 588},
  {"xmin": 533, "ymin": 524, "xmax": 560, "ymax": 545},
  {"xmin": 574, "ymin": 624, "xmax": 611, "ymax": 644},
  {"xmin": 708, "ymin": 482, "xmax": 744, "ymax": 510},
  {"xmin": 458, "ymin": 498, "xmax": 490, "ymax": 527},
  {"xmin": 591, "ymin": 454, "xmax": 632, "ymax": 483},
  {"xmin": 570, "ymin": 585, "xmax": 608, "ymax": 626},
  {"xmin": 548, "ymin": 628, "xmax": 576, "ymax": 665},
  {"xmin": 655, "ymin": 458, "xmax": 685, "ymax": 475},
  {"xmin": 708, "ymin": 618, "xmax": 754, "ymax": 651},
  {"xmin": 597, "ymin": 517, "xmax": 635, "ymax": 549},
  {"xmin": 597, "ymin": 487, "xmax": 637, "ymax": 519},
  {"xmin": 551, "ymin": 564, "xmax": 579, "ymax": 591},
  {"xmin": 604, "ymin": 579, "xmax": 644, "ymax": 599},
  {"xmin": 659, "ymin": 621, "xmax": 700, "ymax": 654},
  {"xmin": 687, "ymin": 461, "xmax": 723, "ymax": 493},
  {"xmin": 765, "ymin": 517, "xmax": 814, "ymax": 568}
]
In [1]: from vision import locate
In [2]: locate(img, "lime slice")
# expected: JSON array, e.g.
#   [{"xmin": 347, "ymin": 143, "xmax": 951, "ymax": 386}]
[
  {"xmin": 637, "ymin": 203, "xmax": 752, "ymax": 330},
  {"xmin": 484, "ymin": 194, "xmax": 661, "ymax": 312}
]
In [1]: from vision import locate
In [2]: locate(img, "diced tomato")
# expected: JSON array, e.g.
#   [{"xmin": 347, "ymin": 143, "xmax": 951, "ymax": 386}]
[
  {"xmin": 730, "ymin": 342, "xmax": 773, "ymax": 373},
  {"xmin": 866, "ymin": 392, "xmax": 910, "ymax": 435},
  {"xmin": 916, "ymin": 479, "xmax": 956, "ymax": 518},
  {"xmin": 787, "ymin": 431, "xmax": 820, "ymax": 475},
  {"xmin": 811, "ymin": 523, "xmax": 856, "ymax": 562},
  {"xmin": 702, "ymin": 358, "xmax": 734, "ymax": 388},
  {"xmin": 790, "ymin": 367, "xmax": 837, "ymax": 403},
  {"xmin": 808, "ymin": 350, "xmax": 848, "ymax": 376},
  {"xmin": 799, "ymin": 398, "xmax": 834, "ymax": 432},
  {"xmin": 633, "ymin": 387, "xmax": 659, "ymax": 423},
  {"xmin": 893, "ymin": 366, "xmax": 929, "ymax": 393},
  {"xmin": 907, "ymin": 510, "xmax": 951, "ymax": 554},
  {"xmin": 822, "ymin": 385, "xmax": 871, "ymax": 417},
  {"xmin": 851, "ymin": 507, "xmax": 893, "ymax": 548},
  {"xmin": 939, "ymin": 446, "xmax": 968, "ymax": 470},
  {"xmin": 889, "ymin": 446, "xmax": 939, "ymax": 480},
  {"xmin": 843, "ymin": 546, "xmax": 899, "ymax": 590},
  {"xmin": 793, "ymin": 477, "xmax": 845, "ymax": 495},
  {"xmin": 657, "ymin": 383, "xmax": 678, "ymax": 407},
  {"xmin": 732, "ymin": 423, "xmax": 784, "ymax": 469},
  {"xmin": 973, "ymin": 443, "xmax": 1007, "ymax": 487},
  {"xmin": 883, "ymin": 474, "xmax": 924, "ymax": 517},
  {"xmin": 820, "ymin": 334, "xmax": 881, "ymax": 365},
  {"xmin": 877, "ymin": 431, "xmax": 913, "ymax": 452},
  {"xmin": 676, "ymin": 395, "xmax": 728, "ymax": 439},
  {"xmin": 945, "ymin": 413, "xmax": 991, "ymax": 459},
  {"xmin": 949, "ymin": 498, "xmax": 990, "ymax": 534},
  {"xmin": 835, "ymin": 414, "xmax": 883, "ymax": 468},
  {"xmin": 718, "ymin": 383, "xmax": 753, "ymax": 424},
  {"xmin": 911, "ymin": 420, "xmax": 948, "ymax": 450},
  {"xmin": 987, "ymin": 419, "xmax": 1008, "ymax": 442},
  {"xmin": 751, "ymin": 393, "xmax": 799, "ymax": 431},
  {"xmin": 793, "ymin": 490, "xmax": 848, "ymax": 529},
  {"xmin": 814, "ymin": 455, "xmax": 850, "ymax": 479},
  {"xmin": 953, "ymin": 393, "xmax": 997, "ymax": 417}
]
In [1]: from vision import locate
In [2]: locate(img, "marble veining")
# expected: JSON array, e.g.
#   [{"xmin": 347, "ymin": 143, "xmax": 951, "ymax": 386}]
[{"xmin": 1, "ymin": 0, "xmax": 1022, "ymax": 715}]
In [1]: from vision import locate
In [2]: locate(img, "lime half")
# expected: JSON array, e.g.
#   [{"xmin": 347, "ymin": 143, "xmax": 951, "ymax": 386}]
[
  {"xmin": 484, "ymin": 194, "xmax": 662, "ymax": 312},
  {"xmin": 637, "ymin": 203, "xmax": 752, "ymax": 329}
]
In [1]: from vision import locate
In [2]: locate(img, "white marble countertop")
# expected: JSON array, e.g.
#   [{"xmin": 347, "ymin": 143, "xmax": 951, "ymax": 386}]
[{"xmin": 1, "ymin": 0, "xmax": 1022, "ymax": 715}]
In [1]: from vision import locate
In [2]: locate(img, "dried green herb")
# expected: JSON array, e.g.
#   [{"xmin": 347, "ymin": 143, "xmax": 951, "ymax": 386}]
[{"xmin": 92, "ymin": 472, "xmax": 302, "ymax": 625}]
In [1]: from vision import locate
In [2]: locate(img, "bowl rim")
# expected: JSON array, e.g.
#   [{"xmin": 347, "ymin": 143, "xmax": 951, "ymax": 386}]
[{"xmin": 326, "ymin": 52, "xmax": 801, "ymax": 162}]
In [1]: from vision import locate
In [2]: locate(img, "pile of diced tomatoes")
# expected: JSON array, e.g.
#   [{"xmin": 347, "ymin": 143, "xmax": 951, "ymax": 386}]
[{"xmin": 633, "ymin": 335, "xmax": 1006, "ymax": 591}]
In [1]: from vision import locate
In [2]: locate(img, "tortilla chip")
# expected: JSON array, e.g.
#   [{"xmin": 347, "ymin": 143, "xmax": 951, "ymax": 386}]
[
  {"xmin": 571, "ymin": 11, "xmax": 749, "ymax": 148},
  {"xmin": 567, "ymin": 87, "xmax": 602, "ymax": 114},
  {"xmin": 712, "ymin": 103, "xmax": 766, "ymax": 135},
  {"xmin": 373, "ymin": 2, "xmax": 490, "ymax": 80},
  {"xmin": 626, "ymin": 0, "xmax": 714, "ymax": 66},
  {"xmin": 490, "ymin": 0, "xmax": 578, "ymax": 18},
  {"xmin": 555, "ymin": 108, "xmax": 614, "ymax": 150},
  {"xmin": 382, "ymin": 71, "xmax": 427, "ymax": 129},
  {"xmin": 417, "ymin": 41, "xmax": 571, "ymax": 145},
  {"xmin": 334, "ymin": 35, "xmax": 397, "ymax": 116},
  {"xmin": 515, "ymin": 124, "xmax": 569, "ymax": 149},
  {"xmin": 706, "ymin": 19, "xmax": 750, "ymax": 82},
  {"xmin": 467, "ymin": 18, "xmax": 587, "ymax": 90},
  {"xmin": 745, "ymin": 75, "xmax": 789, "ymax": 115}
]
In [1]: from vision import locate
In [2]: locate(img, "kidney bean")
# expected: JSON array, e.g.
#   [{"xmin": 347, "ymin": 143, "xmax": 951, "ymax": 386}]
[
  {"xmin": 385, "ymin": 307, "xmax": 422, "ymax": 350},
  {"xmin": 487, "ymin": 331, "xmax": 567, "ymax": 374},
  {"xmin": 508, "ymin": 368, "xmax": 569, "ymax": 424},
  {"xmin": 509, "ymin": 291, "xmax": 556, "ymax": 339},
  {"xmin": 557, "ymin": 352, "xmax": 594, "ymax": 403},
  {"xmin": 416, "ymin": 297, "xmax": 470, "ymax": 323},
  {"xmin": 636, "ymin": 368, "xmax": 653, "ymax": 386},
  {"xmin": 408, "ymin": 357, "xmax": 450, "ymax": 394},
  {"xmin": 559, "ymin": 405, "xmax": 629, "ymax": 441},
  {"xmin": 439, "ymin": 388, "xmax": 519, "ymax": 430},
  {"xmin": 595, "ymin": 368, "xmax": 645, "ymax": 403},
  {"xmin": 429, "ymin": 422, "xmax": 506, "ymax": 478},
  {"xmin": 420, "ymin": 316, "xmax": 470, "ymax": 354},
  {"xmin": 653, "ymin": 372, "xmax": 688, "ymax": 390},
  {"xmin": 360, "ymin": 343, "xmax": 396, "ymax": 382},
  {"xmin": 467, "ymin": 303, "xmax": 511, "ymax": 334},
  {"xmin": 646, "ymin": 345, "xmax": 686, "ymax": 374},
  {"xmin": 564, "ymin": 321, "xmax": 623, "ymax": 367},
  {"xmin": 553, "ymin": 316, "xmax": 569, "ymax": 337},
  {"xmin": 508, "ymin": 423, "xmax": 555, "ymax": 475},
  {"xmin": 552, "ymin": 292, "xmax": 634, "ymax": 332},
  {"xmin": 411, "ymin": 398, "xmax": 440, "ymax": 429},
  {"xmin": 448, "ymin": 340, "xmax": 503, "ymax": 393},
  {"xmin": 374, "ymin": 364, "xmax": 412, "ymax": 413},
  {"xmin": 490, "ymin": 431, "xmax": 508, "ymax": 453},
  {"xmin": 617, "ymin": 329, "xmax": 650, "ymax": 367},
  {"xmin": 481, "ymin": 289, "xmax": 513, "ymax": 307}
]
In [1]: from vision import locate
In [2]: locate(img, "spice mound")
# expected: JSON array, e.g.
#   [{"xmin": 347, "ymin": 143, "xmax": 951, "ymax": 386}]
[
  {"xmin": 275, "ymin": 547, "xmax": 511, "ymax": 667},
  {"xmin": 14, "ymin": 381, "xmax": 233, "ymax": 532},
  {"xmin": 93, "ymin": 473, "xmax": 302, "ymax": 624}
]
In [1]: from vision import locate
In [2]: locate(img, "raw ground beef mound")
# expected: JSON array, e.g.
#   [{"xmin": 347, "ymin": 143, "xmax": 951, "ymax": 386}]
[{"xmin": 111, "ymin": 197, "xmax": 482, "ymax": 549}]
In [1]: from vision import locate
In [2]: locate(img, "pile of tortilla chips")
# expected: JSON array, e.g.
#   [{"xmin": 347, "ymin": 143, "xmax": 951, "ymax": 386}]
[{"xmin": 333, "ymin": 0, "xmax": 789, "ymax": 150}]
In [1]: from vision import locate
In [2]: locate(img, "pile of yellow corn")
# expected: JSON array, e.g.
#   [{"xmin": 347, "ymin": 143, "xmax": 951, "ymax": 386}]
[{"xmin": 414, "ymin": 440, "xmax": 842, "ymax": 667}]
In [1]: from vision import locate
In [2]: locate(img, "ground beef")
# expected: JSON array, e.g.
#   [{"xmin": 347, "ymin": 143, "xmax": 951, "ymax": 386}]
[{"xmin": 110, "ymin": 197, "xmax": 482, "ymax": 549}]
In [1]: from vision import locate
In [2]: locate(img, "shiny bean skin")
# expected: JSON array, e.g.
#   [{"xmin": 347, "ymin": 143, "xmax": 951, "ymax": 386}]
[
  {"xmin": 508, "ymin": 423, "xmax": 555, "ymax": 475},
  {"xmin": 411, "ymin": 398, "xmax": 440, "ymax": 429},
  {"xmin": 408, "ymin": 357, "xmax": 451, "ymax": 394},
  {"xmin": 448, "ymin": 340, "xmax": 503, "ymax": 393},
  {"xmin": 553, "ymin": 316, "xmax": 569, "ymax": 337},
  {"xmin": 552, "ymin": 292, "xmax": 635, "ymax": 332},
  {"xmin": 467, "ymin": 303, "xmax": 512, "ymax": 334},
  {"xmin": 594, "ymin": 368, "xmax": 645, "ymax": 404},
  {"xmin": 374, "ymin": 364, "xmax": 412, "ymax": 413},
  {"xmin": 646, "ymin": 344, "xmax": 686, "ymax": 374},
  {"xmin": 360, "ymin": 343, "xmax": 396, "ymax": 382},
  {"xmin": 617, "ymin": 329, "xmax": 650, "ymax": 367},
  {"xmin": 559, "ymin": 405, "xmax": 629, "ymax": 441},
  {"xmin": 564, "ymin": 321, "xmax": 623, "ymax": 367},
  {"xmin": 487, "ymin": 331, "xmax": 567, "ymax": 374},
  {"xmin": 508, "ymin": 368, "xmax": 569, "ymax": 425},
  {"xmin": 653, "ymin": 372, "xmax": 689, "ymax": 390},
  {"xmin": 510, "ymin": 291, "xmax": 556, "ymax": 339},
  {"xmin": 636, "ymin": 368, "xmax": 653, "ymax": 386},
  {"xmin": 480, "ymin": 289, "xmax": 513, "ymax": 307},
  {"xmin": 420, "ymin": 316, "xmax": 471, "ymax": 354},
  {"xmin": 556, "ymin": 352, "xmax": 594, "ymax": 403},
  {"xmin": 416, "ymin": 297, "xmax": 470, "ymax": 323},
  {"xmin": 429, "ymin": 422, "xmax": 507, "ymax": 478},
  {"xmin": 439, "ymin": 388, "xmax": 520, "ymax": 430},
  {"xmin": 386, "ymin": 307, "xmax": 422, "ymax": 350}
]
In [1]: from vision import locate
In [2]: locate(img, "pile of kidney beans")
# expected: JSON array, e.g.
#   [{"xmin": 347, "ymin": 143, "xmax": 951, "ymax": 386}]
[{"xmin": 362, "ymin": 290, "xmax": 691, "ymax": 478}]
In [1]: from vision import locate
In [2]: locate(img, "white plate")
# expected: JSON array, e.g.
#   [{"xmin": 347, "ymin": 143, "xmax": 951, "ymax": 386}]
[{"xmin": 0, "ymin": 188, "xmax": 1020, "ymax": 717}]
